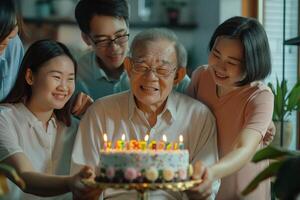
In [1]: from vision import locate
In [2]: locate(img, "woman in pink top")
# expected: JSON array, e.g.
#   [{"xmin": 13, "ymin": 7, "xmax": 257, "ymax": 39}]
[{"xmin": 187, "ymin": 16, "xmax": 273, "ymax": 199}]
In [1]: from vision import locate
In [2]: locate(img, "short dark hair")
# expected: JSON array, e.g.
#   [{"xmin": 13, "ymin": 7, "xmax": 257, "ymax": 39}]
[
  {"xmin": 130, "ymin": 28, "xmax": 187, "ymax": 68},
  {"xmin": 0, "ymin": 0, "xmax": 22, "ymax": 42},
  {"xmin": 75, "ymin": 0, "xmax": 129, "ymax": 34},
  {"xmin": 208, "ymin": 16, "xmax": 271, "ymax": 86},
  {"xmin": 2, "ymin": 40, "xmax": 77, "ymax": 127}
]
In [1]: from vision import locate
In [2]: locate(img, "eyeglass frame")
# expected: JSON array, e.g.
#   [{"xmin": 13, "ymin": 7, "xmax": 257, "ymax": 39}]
[
  {"xmin": 131, "ymin": 59, "xmax": 178, "ymax": 78},
  {"xmin": 88, "ymin": 33, "xmax": 130, "ymax": 48}
]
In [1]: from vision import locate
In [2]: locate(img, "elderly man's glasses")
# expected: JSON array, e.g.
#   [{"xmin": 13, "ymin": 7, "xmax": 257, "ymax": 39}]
[
  {"xmin": 89, "ymin": 33, "xmax": 129, "ymax": 48},
  {"xmin": 132, "ymin": 61, "xmax": 177, "ymax": 77}
]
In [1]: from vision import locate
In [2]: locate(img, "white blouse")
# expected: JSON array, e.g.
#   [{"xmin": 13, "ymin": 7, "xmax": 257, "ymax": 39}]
[{"xmin": 0, "ymin": 103, "xmax": 79, "ymax": 200}]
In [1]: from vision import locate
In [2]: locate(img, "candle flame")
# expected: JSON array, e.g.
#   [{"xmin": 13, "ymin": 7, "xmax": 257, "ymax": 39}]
[
  {"xmin": 163, "ymin": 134, "xmax": 167, "ymax": 142},
  {"xmin": 103, "ymin": 133, "xmax": 107, "ymax": 142},
  {"xmin": 144, "ymin": 134, "xmax": 149, "ymax": 142},
  {"xmin": 121, "ymin": 134, "xmax": 125, "ymax": 141},
  {"xmin": 179, "ymin": 134, "xmax": 183, "ymax": 142}
]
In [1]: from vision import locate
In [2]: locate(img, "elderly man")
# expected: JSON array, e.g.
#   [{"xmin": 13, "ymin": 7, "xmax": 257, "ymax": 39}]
[{"xmin": 71, "ymin": 28, "xmax": 219, "ymax": 199}]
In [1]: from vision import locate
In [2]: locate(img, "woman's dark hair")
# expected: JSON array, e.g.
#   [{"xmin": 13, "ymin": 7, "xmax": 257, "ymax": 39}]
[
  {"xmin": 0, "ymin": 0, "xmax": 22, "ymax": 42},
  {"xmin": 2, "ymin": 40, "xmax": 77, "ymax": 127},
  {"xmin": 75, "ymin": 0, "xmax": 129, "ymax": 34},
  {"xmin": 208, "ymin": 16, "xmax": 271, "ymax": 86}
]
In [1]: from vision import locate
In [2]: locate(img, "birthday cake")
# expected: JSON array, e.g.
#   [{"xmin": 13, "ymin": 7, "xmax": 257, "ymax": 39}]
[{"xmin": 97, "ymin": 149, "xmax": 191, "ymax": 183}]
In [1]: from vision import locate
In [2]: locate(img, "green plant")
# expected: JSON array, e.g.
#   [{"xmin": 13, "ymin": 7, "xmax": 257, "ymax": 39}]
[
  {"xmin": 268, "ymin": 78, "xmax": 300, "ymax": 121},
  {"xmin": 242, "ymin": 146, "xmax": 300, "ymax": 199}
]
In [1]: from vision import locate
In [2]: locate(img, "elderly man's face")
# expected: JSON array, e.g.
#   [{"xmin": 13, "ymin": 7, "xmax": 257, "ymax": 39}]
[{"xmin": 126, "ymin": 39, "xmax": 182, "ymax": 112}]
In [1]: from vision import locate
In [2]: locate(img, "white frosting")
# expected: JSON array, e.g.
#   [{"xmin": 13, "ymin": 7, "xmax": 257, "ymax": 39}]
[{"xmin": 100, "ymin": 149, "xmax": 189, "ymax": 171}]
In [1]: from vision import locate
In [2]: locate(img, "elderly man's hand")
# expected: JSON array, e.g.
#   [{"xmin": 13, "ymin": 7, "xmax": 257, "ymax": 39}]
[
  {"xmin": 72, "ymin": 92, "xmax": 94, "ymax": 117},
  {"xmin": 186, "ymin": 161, "xmax": 213, "ymax": 200}
]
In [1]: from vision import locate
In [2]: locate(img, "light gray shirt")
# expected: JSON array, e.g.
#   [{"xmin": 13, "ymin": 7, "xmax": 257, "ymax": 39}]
[{"xmin": 71, "ymin": 91, "xmax": 219, "ymax": 200}]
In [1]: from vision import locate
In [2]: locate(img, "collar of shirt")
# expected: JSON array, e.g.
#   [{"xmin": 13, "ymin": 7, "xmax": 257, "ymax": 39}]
[
  {"xmin": 127, "ymin": 91, "xmax": 176, "ymax": 124},
  {"xmin": 0, "ymin": 51, "xmax": 5, "ymax": 60},
  {"xmin": 17, "ymin": 102, "xmax": 57, "ymax": 129},
  {"xmin": 92, "ymin": 53, "xmax": 120, "ymax": 82}
]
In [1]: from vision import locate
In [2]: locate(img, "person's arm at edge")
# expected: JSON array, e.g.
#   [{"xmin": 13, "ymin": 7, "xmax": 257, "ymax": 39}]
[{"xmin": 2, "ymin": 153, "xmax": 95, "ymax": 197}]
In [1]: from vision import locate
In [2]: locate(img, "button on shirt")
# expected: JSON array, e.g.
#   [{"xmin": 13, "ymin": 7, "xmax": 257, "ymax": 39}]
[
  {"xmin": 0, "ymin": 103, "xmax": 79, "ymax": 200},
  {"xmin": 71, "ymin": 91, "xmax": 219, "ymax": 200},
  {"xmin": 0, "ymin": 35, "xmax": 24, "ymax": 101},
  {"xmin": 75, "ymin": 50, "xmax": 191, "ymax": 100}
]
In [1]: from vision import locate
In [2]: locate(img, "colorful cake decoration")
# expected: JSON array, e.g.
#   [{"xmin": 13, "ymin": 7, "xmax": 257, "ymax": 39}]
[
  {"xmin": 140, "ymin": 134, "xmax": 148, "ymax": 150},
  {"xmin": 101, "ymin": 133, "xmax": 185, "ymax": 151},
  {"xmin": 97, "ymin": 133, "xmax": 192, "ymax": 184}
]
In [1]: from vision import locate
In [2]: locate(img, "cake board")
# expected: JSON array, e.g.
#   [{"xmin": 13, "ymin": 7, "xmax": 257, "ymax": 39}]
[{"xmin": 82, "ymin": 179, "xmax": 202, "ymax": 200}]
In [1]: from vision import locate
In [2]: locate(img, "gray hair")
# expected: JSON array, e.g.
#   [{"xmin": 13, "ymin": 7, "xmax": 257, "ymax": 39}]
[{"xmin": 130, "ymin": 28, "xmax": 187, "ymax": 68}]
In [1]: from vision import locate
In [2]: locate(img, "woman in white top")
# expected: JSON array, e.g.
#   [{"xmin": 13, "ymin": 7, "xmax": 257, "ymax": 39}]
[{"xmin": 0, "ymin": 40, "xmax": 98, "ymax": 200}]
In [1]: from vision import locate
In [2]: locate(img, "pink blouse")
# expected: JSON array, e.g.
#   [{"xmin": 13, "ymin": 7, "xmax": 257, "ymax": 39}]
[{"xmin": 187, "ymin": 66, "xmax": 274, "ymax": 200}]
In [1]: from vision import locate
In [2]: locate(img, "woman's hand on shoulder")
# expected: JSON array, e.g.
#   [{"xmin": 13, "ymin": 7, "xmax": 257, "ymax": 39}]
[
  {"xmin": 72, "ymin": 92, "xmax": 94, "ymax": 117},
  {"xmin": 263, "ymin": 121, "xmax": 276, "ymax": 146}
]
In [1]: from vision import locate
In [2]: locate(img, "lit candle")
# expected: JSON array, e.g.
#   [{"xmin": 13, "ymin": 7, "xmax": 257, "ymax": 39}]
[
  {"xmin": 157, "ymin": 135, "xmax": 166, "ymax": 150},
  {"xmin": 179, "ymin": 134, "xmax": 184, "ymax": 150},
  {"xmin": 135, "ymin": 140, "xmax": 140, "ymax": 149},
  {"xmin": 145, "ymin": 134, "xmax": 149, "ymax": 142},
  {"xmin": 121, "ymin": 134, "xmax": 125, "ymax": 150},
  {"xmin": 141, "ymin": 134, "xmax": 149, "ymax": 150},
  {"xmin": 150, "ymin": 141, "xmax": 157, "ymax": 150},
  {"xmin": 163, "ymin": 134, "xmax": 170, "ymax": 150},
  {"xmin": 126, "ymin": 141, "xmax": 130, "ymax": 150},
  {"xmin": 107, "ymin": 141, "xmax": 112, "ymax": 150},
  {"xmin": 166, "ymin": 143, "xmax": 172, "ymax": 150},
  {"xmin": 129, "ymin": 140, "xmax": 134, "ymax": 149},
  {"xmin": 115, "ymin": 140, "xmax": 122, "ymax": 150},
  {"xmin": 173, "ymin": 142, "xmax": 178, "ymax": 150},
  {"xmin": 103, "ymin": 133, "xmax": 108, "ymax": 151}
]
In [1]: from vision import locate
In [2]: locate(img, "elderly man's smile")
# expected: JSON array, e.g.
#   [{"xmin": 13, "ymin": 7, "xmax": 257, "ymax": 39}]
[{"xmin": 140, "ymin": 85, "xmax": 159, "ymax": 93}]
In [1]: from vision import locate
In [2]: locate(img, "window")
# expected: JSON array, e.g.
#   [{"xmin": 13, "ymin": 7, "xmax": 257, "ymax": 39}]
[{"xmin": 264, "ymin": 0, "xmax": 299, "ymax": 150}]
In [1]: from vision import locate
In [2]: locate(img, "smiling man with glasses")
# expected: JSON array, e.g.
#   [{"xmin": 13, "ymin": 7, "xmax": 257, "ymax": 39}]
[
  {"xmin": 74, "ymin": 0, "xmax": 129, "ymax": 100},
  {"xmin": 71, "ymin": 28, "xmax": 220, "ymax": 200},
  {"xmin": 74, "ymin": 0, "xmax": 190, "ymax": 101}
]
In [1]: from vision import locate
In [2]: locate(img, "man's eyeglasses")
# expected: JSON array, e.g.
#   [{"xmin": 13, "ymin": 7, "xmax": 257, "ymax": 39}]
[
  {"xmin": 132, "ymin": 61, "xmax": 177, "ymax": 77},
  {"xmin": 89, "ymin": 33, "xmax": 129, "ymax": 48}
]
